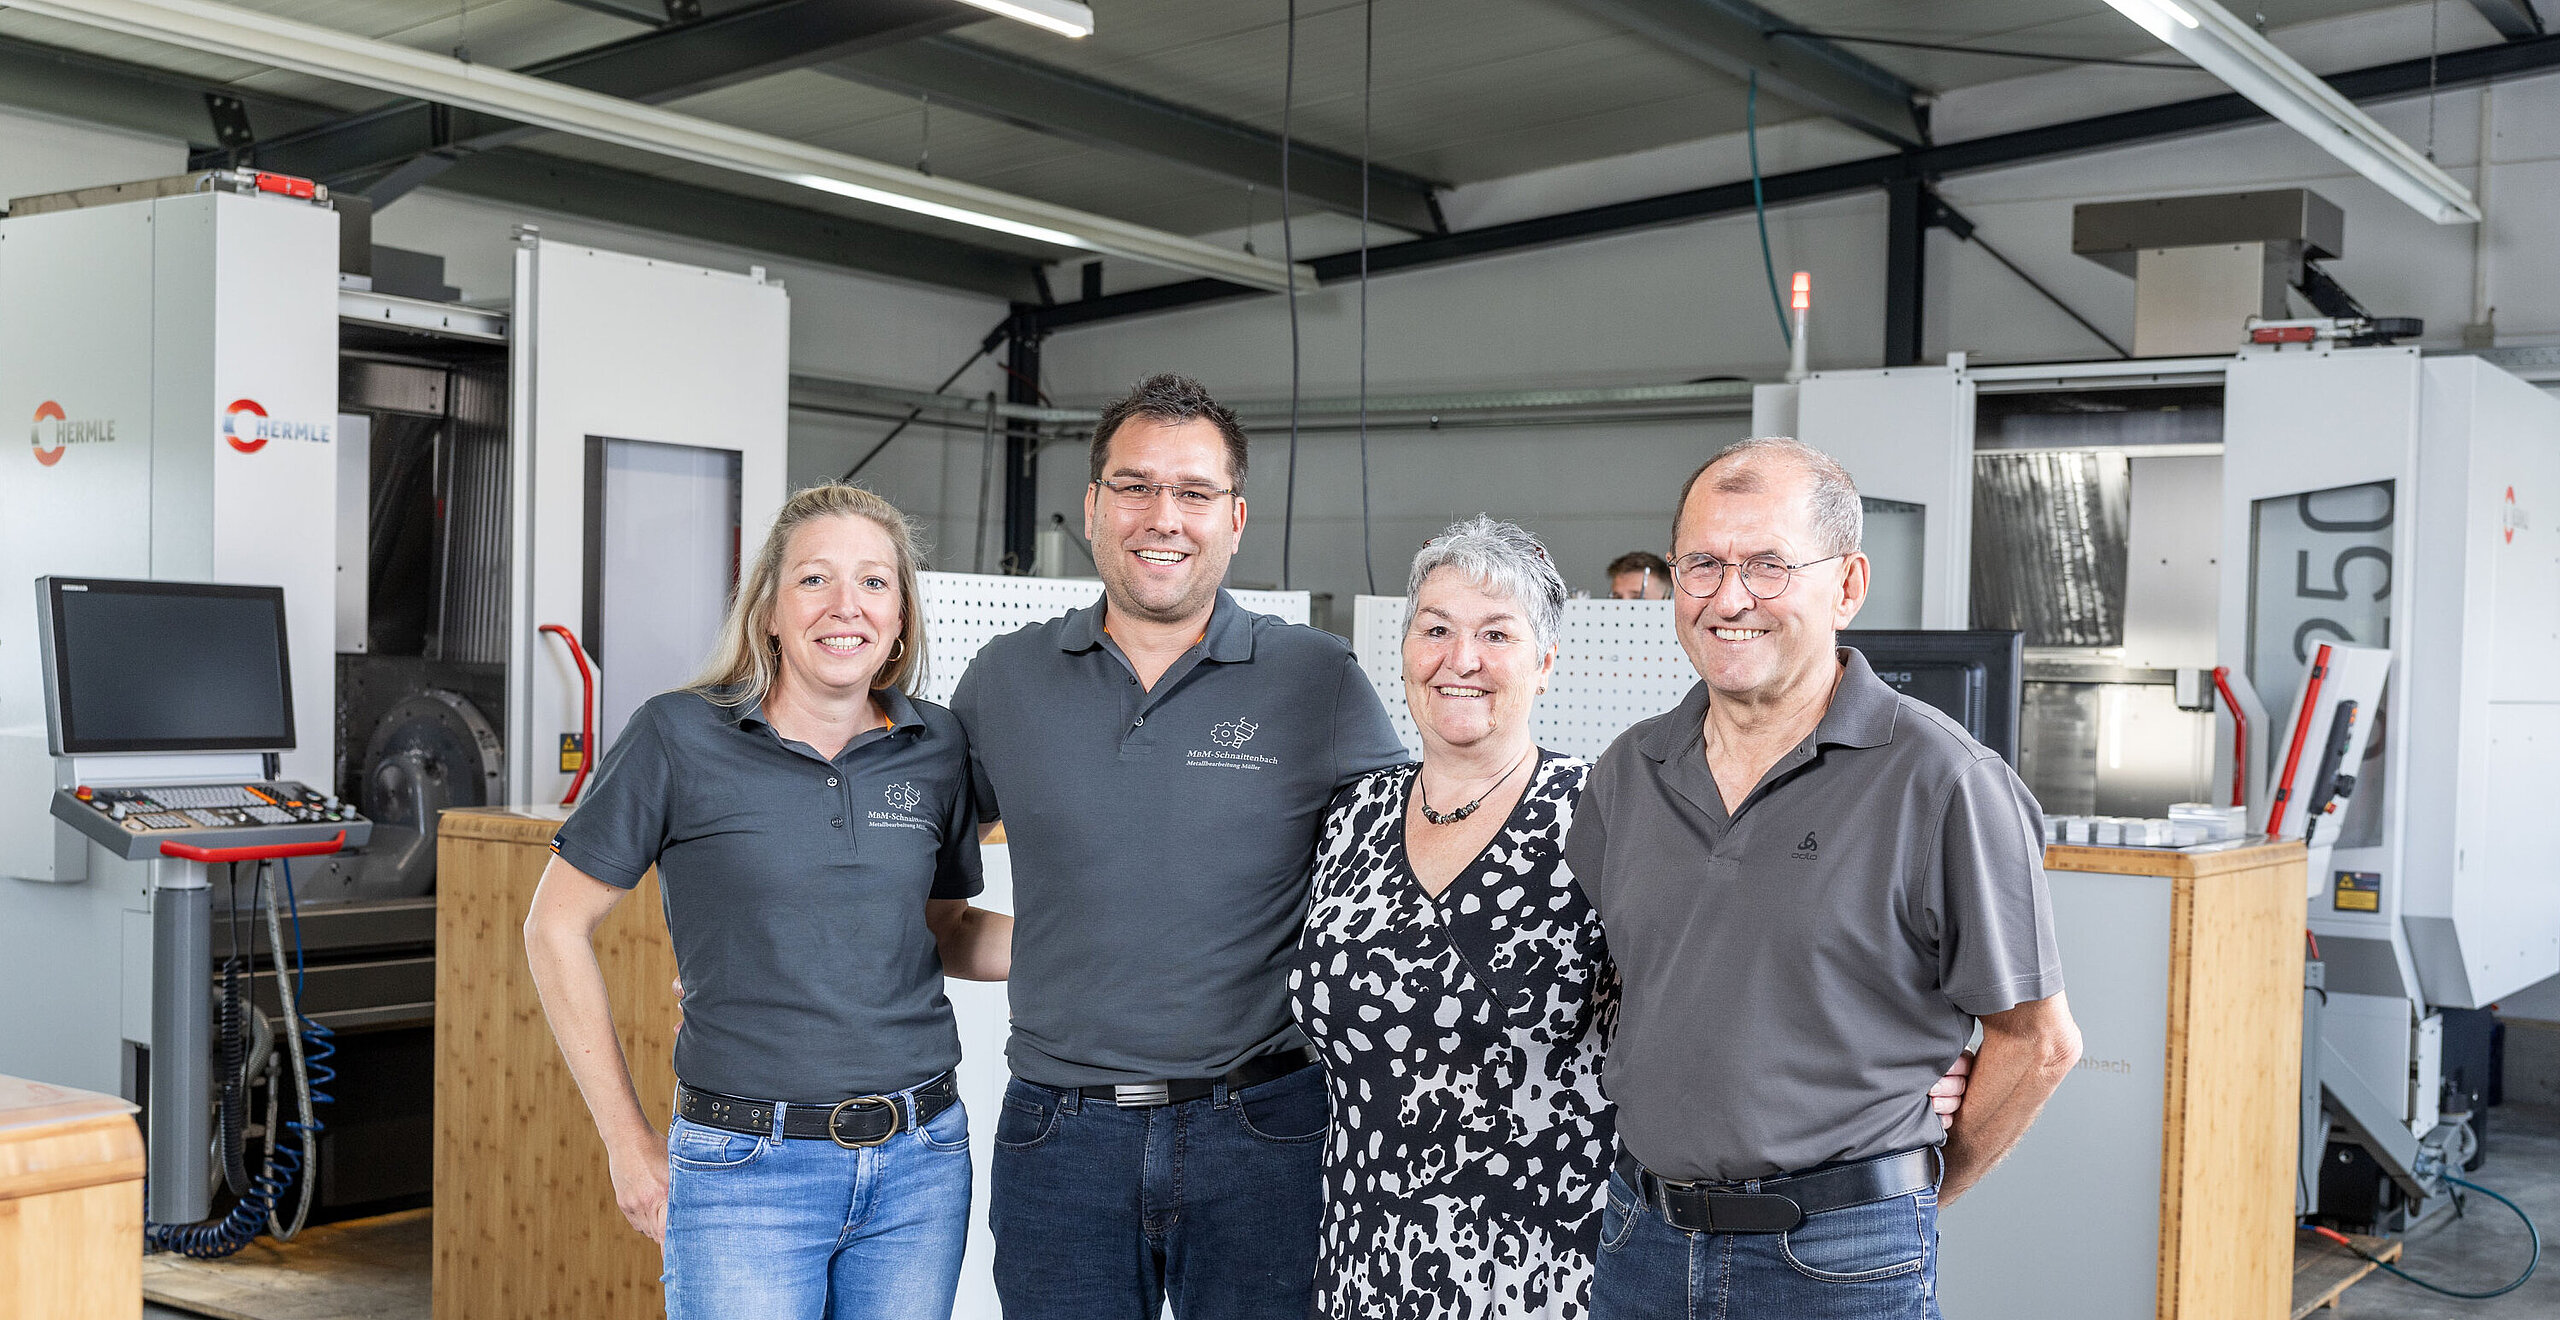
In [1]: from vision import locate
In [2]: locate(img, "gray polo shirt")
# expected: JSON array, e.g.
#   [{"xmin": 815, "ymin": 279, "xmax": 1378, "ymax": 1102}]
[
  {"xmin": 1563, "ymin": 648, "xmax": 2061, "ymax": 1183},
  {"xmin": 949, "ymin": 590, "xmax": 1409, "ymax": 1088},
  {"xmin": 550, "ymin": 685, "xmax": 982, "ymax": 1102}
]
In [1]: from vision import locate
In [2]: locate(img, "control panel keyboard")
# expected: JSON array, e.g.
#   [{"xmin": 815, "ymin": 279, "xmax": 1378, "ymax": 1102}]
[{"xmin": 52, "ymin": 781, "xmax": 371, "ymax": 861}]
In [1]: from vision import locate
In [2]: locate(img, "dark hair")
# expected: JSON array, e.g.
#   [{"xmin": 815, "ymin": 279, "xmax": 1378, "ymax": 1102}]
[
  {"xmin": 1088, "ymin": 373, "xmax": 1249, "ymax": 492},
  {"xmin": 1607, "ymin": 550, "xmax": 1671, "ymax": 580}
]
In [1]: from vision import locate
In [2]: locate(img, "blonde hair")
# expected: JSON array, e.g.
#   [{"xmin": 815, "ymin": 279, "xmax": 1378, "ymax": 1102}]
[{"xmin": 691, "ymin": 483, "xmax": 929, "ymax": 707}]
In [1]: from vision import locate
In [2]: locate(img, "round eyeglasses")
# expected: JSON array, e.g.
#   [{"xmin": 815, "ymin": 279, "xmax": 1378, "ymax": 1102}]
[{"xmin": 1670, "ymin": 552, "xmax": 1843, "ymax": 600}]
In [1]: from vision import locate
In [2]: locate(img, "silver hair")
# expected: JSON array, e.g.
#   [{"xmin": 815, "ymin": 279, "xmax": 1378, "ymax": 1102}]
[
  {"xmin": 1674, "ymin": 436, "xmax": 1863, "ymax": 557},
  {"xmin": 1407, "ymin": 514, "xmax": 1566, "ymax": 649}
]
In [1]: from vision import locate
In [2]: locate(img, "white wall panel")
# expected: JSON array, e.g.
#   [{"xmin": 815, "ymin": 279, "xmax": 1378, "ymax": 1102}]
[
  {"xmin": 1354, "ymin": 596, "xmax": 1693, "ymax": 760},
  {"xmin": 509, "ymin": 239, "xmax": 790, "ymax": 802}
]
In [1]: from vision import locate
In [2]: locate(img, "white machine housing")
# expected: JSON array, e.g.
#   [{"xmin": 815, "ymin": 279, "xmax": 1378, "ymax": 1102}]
[
  {"xmin": 1761, "ymin": 346, "xmax": 2560, "ymax": 1129},
  {"xmin": 1, "ymin": 186, "xmax": 341, "ymax": 888},
  {"xmin": 2219, "ymin": 347, "xmax": 2560, "ymax": 1128},
  {"xmin": 506, "ymin": 235, "xmax": 791, "ymax": 802},
  {"xmin": 1, "ymin": 193, "xmax": 791, "ymax": 1225}
]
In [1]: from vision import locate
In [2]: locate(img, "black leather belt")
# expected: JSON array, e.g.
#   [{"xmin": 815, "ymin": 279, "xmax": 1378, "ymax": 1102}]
[
  {"xmin": 1074, "ymin": 1048, "xmax": 1318, "ymax": 1108},
  {"xmin": 677, "ymin": 1072, "xmax": 958, "ymax": 1147},
  {"xmin": 1615, "ymin": 1147, "xmax": 1940, "ymax": 1235}
]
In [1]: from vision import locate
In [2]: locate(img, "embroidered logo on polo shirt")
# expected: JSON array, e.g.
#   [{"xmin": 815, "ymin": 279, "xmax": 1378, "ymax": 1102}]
[
  {"xmin": 1188, "ymin": 717, "xmax": 1277, "ymax": 772},
  {"xmin": 1792, "ymin": 831, "xmax": 1820, "ymax": 860},
  {"xmin": 869, "ymin": 781, "xmax": 934, "ymax": 832}
]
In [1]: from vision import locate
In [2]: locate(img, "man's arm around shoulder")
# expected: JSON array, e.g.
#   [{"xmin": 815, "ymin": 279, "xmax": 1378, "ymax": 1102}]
[{"xmin": 1938, "ymin": 991, "xmax": 2081, "ymax": 1206}]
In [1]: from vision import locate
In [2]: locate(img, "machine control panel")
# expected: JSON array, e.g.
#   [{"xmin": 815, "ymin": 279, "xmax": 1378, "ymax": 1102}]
[{"xmin": 53, "ymin": 781, "xmax": 372, "ymax": 860}]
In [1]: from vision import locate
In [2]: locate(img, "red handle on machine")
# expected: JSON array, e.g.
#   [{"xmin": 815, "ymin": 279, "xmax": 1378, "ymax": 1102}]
[
  {"xmin": 540, "ymin": 623, "xmax": 596, "ymax": 806},
  {"xmin": 2211, "ymin": 665, "xmax": 2247, "ymax": 809},
  {"xmin": 159, "ymin": 831, "xmax": 346, "ymax": 864}
]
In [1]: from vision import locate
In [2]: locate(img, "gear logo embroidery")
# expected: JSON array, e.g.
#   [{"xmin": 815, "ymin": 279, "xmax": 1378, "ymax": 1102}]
[
  {"xmin": 1210, "ymin": 719, "xmax": 1258, "ymax": 749},
  {"xmin": 883, "ymin": 781, "xmax": 921, "ymax": 812}
]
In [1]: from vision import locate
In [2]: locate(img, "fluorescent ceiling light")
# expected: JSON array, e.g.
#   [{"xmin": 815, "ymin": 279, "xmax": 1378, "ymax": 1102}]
[
  {"xmin": 2100, "ymin": 0, "xmax": 2478, "ymax": 224},
  {"xmin": 956, "ymin": 0, "xmax": 1095, "ymax": 40},
  {"xmin": 9, "ymin": 0, "xmax": 1311, "ymax": 291}
]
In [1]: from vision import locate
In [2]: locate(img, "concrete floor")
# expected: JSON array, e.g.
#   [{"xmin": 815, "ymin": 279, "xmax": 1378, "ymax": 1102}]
[{"xmin": 2331, "ymin": 1099, "xmax": 2560, "ymax": 1320}]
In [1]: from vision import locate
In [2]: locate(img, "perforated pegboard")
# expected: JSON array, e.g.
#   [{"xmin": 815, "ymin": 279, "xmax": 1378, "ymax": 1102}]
[
  {"xmin": 914, "ymin": 573, "xmax": 1308, "ymax": 706},
  {"xmin": 1354, "ymin": 595, "xmax": 1699, "ymax": 759}
]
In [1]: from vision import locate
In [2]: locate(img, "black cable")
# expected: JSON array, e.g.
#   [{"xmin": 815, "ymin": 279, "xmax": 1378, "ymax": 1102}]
[
  {"xmin": 1279, "ymin": 0, "xmax": 1303, "ymax": 591},
  {"xmin": 840, "ymin": 319, "xmax": 1010, "ymax": 480},
  {"xmin": 1356, "ymin": 0, "xmax": 1377, "ymax": 596},
  {"xmin": 217, "ymin": 863, "xmax": 250, "ymax": 1198},
  {"xmin": 2314, "ymin": 1174, "xmax": 2539, "ymax": 1299},
  {"xmin": 1766, "ymin": 27, "xmax": 2195, "ymax": 70},
  {"xmin": 1748, "ymin": 72, "xmax": 1791, "ymax": 351}
]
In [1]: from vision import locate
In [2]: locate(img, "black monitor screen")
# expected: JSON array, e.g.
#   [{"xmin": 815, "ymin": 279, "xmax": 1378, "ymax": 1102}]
[
  {"xmin": 1842, "ymin": 629, "xmax": 2023, "ymax": 767},
  {"xmin": 44, "ymin": 578, "xmax": 294, "ymax": 754}
]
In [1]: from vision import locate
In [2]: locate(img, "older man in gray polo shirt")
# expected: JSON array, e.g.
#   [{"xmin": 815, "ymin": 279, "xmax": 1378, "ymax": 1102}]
[
  {"xmin": 950, "ymin": 373, "xmax": 1408, "ymax": 1320},
  {"xmin": 1566, "ymin": 436, "xmax": 2081, "ymax": 1320}
]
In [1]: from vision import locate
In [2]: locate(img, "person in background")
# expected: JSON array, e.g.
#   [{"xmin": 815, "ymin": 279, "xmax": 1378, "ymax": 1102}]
[
  {"xmin": 950, "ymin": 374, "xmax": 1410, "ymax": 1320},
  {"xmin": 1294, "ymin": 514, "xmax": 1973, "ymax": 1320},
  {"xmin": 1570, "ymin": 438, "xmax": 2079, "ymax": 1320},
  {"xmin": 524, "ymin": 483, "xmax": 1012, "ymax": 1320},
  {"xmin": 1606, "ymin": 551, "xmax": 1673, "ymax": 600}
]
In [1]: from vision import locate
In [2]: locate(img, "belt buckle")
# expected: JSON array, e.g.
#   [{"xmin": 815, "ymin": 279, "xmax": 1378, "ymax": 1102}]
[
  {"xmin": 1112, "ymin": 1082, "xmax": 1171, "ymax": 1108},
  {"xmin": 827, "ymin": 1095, "xmax": 900, "ymax": 1148}
]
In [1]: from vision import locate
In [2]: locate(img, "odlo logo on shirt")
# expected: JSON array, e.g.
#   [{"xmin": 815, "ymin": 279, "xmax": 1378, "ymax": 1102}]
[{"xmin": 1792, "ymin": 831, "xmax": 1819, "ymax": 861}]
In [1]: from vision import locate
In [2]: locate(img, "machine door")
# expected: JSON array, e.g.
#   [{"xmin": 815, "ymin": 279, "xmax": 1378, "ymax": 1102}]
[
  {"xmin": 1791, "ymin": 365, "xmax": 1975, "ymax": 629},
  {"xmin": 509, "ymin": 239, "xmax": 789, "ymax": 805}
]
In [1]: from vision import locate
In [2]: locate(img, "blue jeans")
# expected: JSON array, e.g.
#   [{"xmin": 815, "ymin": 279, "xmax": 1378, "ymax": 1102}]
[
  {"xmin": 660, "ymin": 1085, "xmax": 972, "ymax": 1320},
  {"xmin": 1590, "ymin": 1166, "xmax": 1940, "ymax": 1320},
  {"xmin": 988, "ymin": 1065, "xmax": 1330, "ymax": 1320}
]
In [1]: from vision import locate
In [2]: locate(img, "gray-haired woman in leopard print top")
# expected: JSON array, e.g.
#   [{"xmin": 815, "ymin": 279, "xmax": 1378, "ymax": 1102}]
[{"xmin": 1290, "ymin": 517, "xmax": 1615, "ymax": 1319}]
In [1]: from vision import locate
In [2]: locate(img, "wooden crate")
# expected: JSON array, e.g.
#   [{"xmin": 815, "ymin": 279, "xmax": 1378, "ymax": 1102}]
[
  {"xmin": 433, "ymin": 807, "xmax": 678, "ymax": 1320},
  {"xmin": 0, "ymin": 1076, "xmax": 145, "ymax": 1320}
]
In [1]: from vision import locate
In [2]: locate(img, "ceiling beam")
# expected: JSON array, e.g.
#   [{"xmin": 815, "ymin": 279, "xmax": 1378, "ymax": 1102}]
[
  {"xmin": 1028, "ymin": 31, "xmax": 2560, "ymax": 331},
  {"xmin": 21, "ymin": 0, "xmax": 1308, "ymax": 288},
  {"xmin": 0, "ymin": 32, "xmax": 1041, "ymax": 298},
  {"xmin": 232, "ymin": 0, "xmax": 976, "ymax": 187},
  {"xmin": 0, "ymin": 33, "xmax": 334, "ymax": 149},
  {"xmin": 823, "ymin": 36, "xmax": 1447, "ymax": 234},
  {"xmin": 2466, "ymin": 0, "xmax": 2546, "ymax": 40},
  {"xmin": 431, "ymin": 152, "xmax": 1042, "ymax": 300},
  {"xmin": 1554, "ymin": 0, "xmax": 1926, "ymax": 147}
]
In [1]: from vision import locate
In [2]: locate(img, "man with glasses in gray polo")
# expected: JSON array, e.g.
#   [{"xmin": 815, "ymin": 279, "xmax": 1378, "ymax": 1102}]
[
  {"xmin": 949, "ymin": 373, "xmax": 1408, "ymax": 1320},
  {"xmin": 1567, "ymin": 436, "xmax": 2082, "ymax": 1320}
]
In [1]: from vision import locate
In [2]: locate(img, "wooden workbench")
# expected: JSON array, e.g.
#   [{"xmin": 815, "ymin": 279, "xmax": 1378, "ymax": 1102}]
[
  {"xmin": 0, "ymin": 1075, "xmax": 144, "ymax": 1319},
  {"xmin": 1940, "ymin": 839, "xmax": 2308, "ymax": 1320},
  {"xmin": 433, "ymin": 806, "xmax": 676, "ymax": 1320}
]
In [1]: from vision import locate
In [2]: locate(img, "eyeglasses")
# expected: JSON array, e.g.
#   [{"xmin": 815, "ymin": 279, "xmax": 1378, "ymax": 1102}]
[
  {"xmin": 1093, "ymin": 479, "xmax": 1238, "ymax": 512},
  {"xmin": 1670, "ymin": 553, "xmax": 1843, "ymax": 600}
]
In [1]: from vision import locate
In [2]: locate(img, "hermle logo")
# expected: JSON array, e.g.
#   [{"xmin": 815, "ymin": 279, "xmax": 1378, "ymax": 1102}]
[
  {"xmin": 223, "ymin": 398, "xmax": 331, "ymax": 454},
  {"xmin": 883, "ymin": 782, "xmax": 922, "ymax": 812},
  {"xmin": 1210, "ymin": 719, "xmax": 1258, "ymax": 749},
  {"xmin": 28, "ymin": 400, "xmax": 116, "ymax": 466}
]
